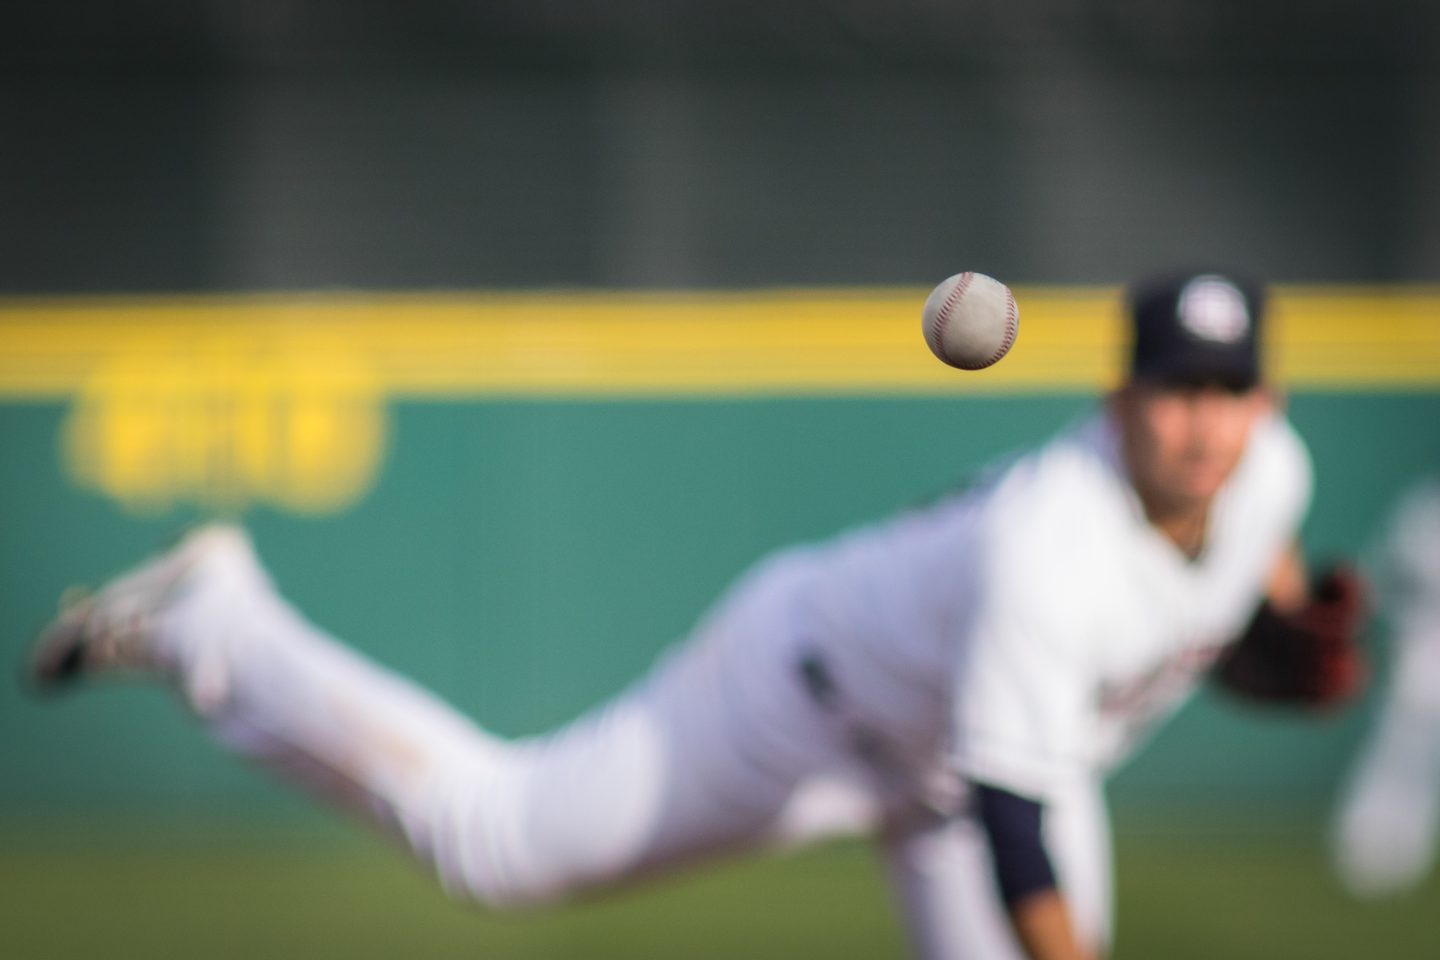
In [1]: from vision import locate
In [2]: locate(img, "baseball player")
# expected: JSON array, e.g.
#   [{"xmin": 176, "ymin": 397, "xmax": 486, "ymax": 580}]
[
  {"xmin": 28, "ymin": 270, "xmax": 1365, "ymax": 960},
  {"xmin": 1332, "ymin": 474, "xmax": 1440, "ymax": 897}
]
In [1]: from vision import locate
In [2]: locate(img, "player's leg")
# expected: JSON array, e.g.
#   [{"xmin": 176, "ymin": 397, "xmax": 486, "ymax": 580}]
[
  {"xmin": 31, "ymin": 526, "xmax": 519, "ymax": 884},
  {"xmin": 451, "ymin": 613, "xmax": 857, "ymax": 903},
  {"xmin": 879, "ymin": 778, "xmax": 1111, "ymax": 960},
  {"xmin": 29, "ymin": 525, "xmax": 847, "ymax": 906},
  {"xmin": 881, "ymin": 806, "xmax": 1024, "ymax": 960},
  {"xmin": 1046, "ymin": 777, "xmax": 1113, "ymax": 954},
  {"xmin": 1332, "ymin": 633, "xmax": 1440, "ymax": 896}
]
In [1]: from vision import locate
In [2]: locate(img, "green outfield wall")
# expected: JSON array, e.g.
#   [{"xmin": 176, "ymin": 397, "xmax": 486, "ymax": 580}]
[{"xmin": 2, "ymin": 291, "xmax": 1438, "ymax": 823}]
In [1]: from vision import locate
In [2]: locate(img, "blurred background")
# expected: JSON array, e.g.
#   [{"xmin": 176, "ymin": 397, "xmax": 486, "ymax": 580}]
[{"xmin": 2, "ymin": 1, "xmax": 1439, "ymax": 957}]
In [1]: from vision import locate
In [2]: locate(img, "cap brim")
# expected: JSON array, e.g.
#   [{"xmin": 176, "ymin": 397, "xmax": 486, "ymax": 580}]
[{"xmin": 1131, "ymin": 353, "xmax": 1261, "ymax": 391}]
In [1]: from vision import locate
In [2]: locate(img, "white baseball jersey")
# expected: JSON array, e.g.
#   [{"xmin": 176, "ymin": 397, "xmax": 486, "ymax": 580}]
[{"xmin": 759, "ymin": 407, "xmax": 1313, "ymax": 803}]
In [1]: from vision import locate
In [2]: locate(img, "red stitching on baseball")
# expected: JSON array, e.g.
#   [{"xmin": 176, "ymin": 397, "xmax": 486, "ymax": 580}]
[
  {"xmin": 931, "ymin": 272, "xmax": 974, "ymax": 365},
  {"xmin": 938, "ymin": 276, "xmax": 1017, "ymax": 370},
  {"xmin": 970, "ymin": 291, "xmax": 1018, "ymax": 370}
]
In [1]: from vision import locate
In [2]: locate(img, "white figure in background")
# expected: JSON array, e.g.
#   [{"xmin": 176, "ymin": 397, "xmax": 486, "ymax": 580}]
[{"xmin": 1333, "ymin": 475, "xmax": 1440, "ymax": 896}]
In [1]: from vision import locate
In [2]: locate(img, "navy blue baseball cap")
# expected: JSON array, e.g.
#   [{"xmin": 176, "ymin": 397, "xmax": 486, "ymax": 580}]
[{"xmin": 1126, "ymin": 270, "xmax": 1266, "ymax": 390}]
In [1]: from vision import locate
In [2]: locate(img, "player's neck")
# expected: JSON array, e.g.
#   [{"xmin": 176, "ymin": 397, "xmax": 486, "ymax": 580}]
[
  {"xmin": 1138, "ymin": 493, "xmax": 1211, "ymax": 560},
  {"xmin": 1154, "ymin": 510, "xmax": 1210, "ymax": 559}
]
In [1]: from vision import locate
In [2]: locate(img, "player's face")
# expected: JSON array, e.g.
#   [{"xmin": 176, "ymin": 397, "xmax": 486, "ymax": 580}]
[{"xmin": 1113, "ymin": 381, "xmax": 1273, "ymax": 514}]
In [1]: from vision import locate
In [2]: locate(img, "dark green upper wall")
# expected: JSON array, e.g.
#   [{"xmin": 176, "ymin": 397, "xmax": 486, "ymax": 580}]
[{"xmin": 1, "ymin": 2, "xmax": 1437, "ymax": 293}]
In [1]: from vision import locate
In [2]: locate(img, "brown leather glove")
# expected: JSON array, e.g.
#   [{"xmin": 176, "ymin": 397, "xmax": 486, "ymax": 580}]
[{"xmin": 1213, "ymin": 565, "xmax": 1367, "ymax": 708}]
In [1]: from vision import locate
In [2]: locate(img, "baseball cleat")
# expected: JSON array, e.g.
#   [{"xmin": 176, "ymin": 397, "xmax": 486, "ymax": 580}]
[{"xmin": 26, "ymin": 524, "xmax": 252, "ymax": 693}]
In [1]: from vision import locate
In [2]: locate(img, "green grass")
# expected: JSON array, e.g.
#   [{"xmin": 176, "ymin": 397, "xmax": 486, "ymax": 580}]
[
  {"xmin": 1115, "ymin": 824, "xmax": 1440, "ymax": 959},
  {"xmin": 1, "ymin": 821, "xmax": 1437, "ymax": 959}
]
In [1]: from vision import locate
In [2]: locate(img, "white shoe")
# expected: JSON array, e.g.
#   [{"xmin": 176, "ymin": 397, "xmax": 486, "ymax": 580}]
[{"xmin": 28, "ymin": 524, "xmax": 255, "ymax": 696}]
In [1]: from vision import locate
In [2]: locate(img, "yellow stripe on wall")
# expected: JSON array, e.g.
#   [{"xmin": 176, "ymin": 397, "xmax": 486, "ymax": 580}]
[{"xmin": 0, "ymin": 286, "xmax": 1437, "ymax": 399}]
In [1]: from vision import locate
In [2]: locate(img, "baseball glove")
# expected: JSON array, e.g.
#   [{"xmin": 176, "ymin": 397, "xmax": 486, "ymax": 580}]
[{"xmin": 1213, "ymin": 565, "xmax": 1368, "ymax": 708}]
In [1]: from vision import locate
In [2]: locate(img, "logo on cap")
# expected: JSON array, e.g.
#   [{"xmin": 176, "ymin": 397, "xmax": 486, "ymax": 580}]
[{"xmin": 1177, "ymin": 276, "xmax": 1250, "ymax": 344}]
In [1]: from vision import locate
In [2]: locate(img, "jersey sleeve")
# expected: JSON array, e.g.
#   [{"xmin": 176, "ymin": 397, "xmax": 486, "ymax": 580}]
[{"xmin": 949, "ymin": 507, "xmax": 1096, "ymax": 802}]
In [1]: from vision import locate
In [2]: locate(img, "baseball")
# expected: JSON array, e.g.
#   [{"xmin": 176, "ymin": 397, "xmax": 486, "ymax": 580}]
[{"xmin": 920, "ymin": 272, "xmax": 1020, "ymax": 370}]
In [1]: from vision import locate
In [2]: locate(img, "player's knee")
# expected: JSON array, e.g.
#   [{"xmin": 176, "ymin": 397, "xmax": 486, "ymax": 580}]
[
  {"xmin": 438, "ymin": 862, "xmax": 579, "ymax": 912},
  {"xmin": 415, "ymin": 750, "xmax": 618, "ymax": 911},
  {"xmin": 441, "ymin": 877, "xmax": 547, "ymax": 912},
  {"xmin": 424, "ymin": 820, "xmax": 582, "ymax": 910}
]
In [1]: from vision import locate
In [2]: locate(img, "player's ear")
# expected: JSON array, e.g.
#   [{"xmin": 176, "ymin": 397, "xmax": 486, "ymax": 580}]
[
  {"xmin": 1107, "ymin": 383, "xmax": 1138, "ymax": 419},
  {"xmin": 1235, "ymin": 384, "xmax": 1279, "ymax": 423},
  {"xmin": 1258, "ymin": 384, "xmax": 1286, "ymax": 414}
]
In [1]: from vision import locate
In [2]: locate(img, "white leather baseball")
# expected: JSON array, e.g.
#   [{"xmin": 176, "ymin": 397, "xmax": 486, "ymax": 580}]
[{"xmin": 920, "ymin": 272, "xmax": 1020, "ymax": 370}]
